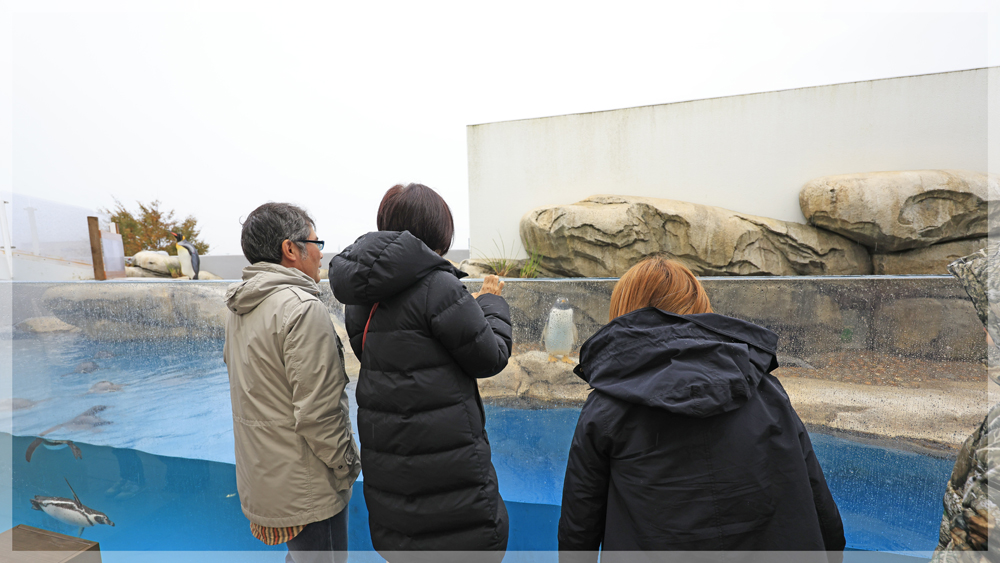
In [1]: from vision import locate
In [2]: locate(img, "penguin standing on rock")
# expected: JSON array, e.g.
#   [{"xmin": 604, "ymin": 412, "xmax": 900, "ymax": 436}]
[
  {"xmin": 543, "ymin": 297, "xmax": 578, "ymax": 363},
  {"xmin": 171, "ymin": 231, "xmax": 200, "ymax": 280}
]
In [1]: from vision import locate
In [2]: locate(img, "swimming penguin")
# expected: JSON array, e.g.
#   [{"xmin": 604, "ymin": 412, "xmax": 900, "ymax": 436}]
[
  {"xmin": 60, "ymin": 361, "xmax": 99, "ymax": 377},
  {"xmin": 31, "ymin": 478, "xmax": 114, "ymax": 536},
  {"xmin": 25, "ymin": 438, "xmax": 83, "ymax": 462},
  {"xmin": 543, "ymin": 297, "xmax": 578, "ymax": 364},
  {"xmin": 171, "ymin": 231, "xmax": 200, "ymax": 280},
  {"xmin": 0, "ymin": 398, "xmax": 49, "ymax": 411},
  {"xmin": 87, "ymin": 381, "xmax": 124, "ymax": 394},
  {"xmin": 36, "ymin": 405, "xmax": 112, "ymax": 436},
  {"xmin": 25, "ymin": 406, "xmax": 110, "ymax": 460}
]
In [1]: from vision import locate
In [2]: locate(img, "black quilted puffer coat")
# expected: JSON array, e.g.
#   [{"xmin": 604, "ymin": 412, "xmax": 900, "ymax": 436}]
[
  {"xmin": 559, "ymin": 308, "xmax": 845, "ymax": 562},
  {"xmin": 329, "ymin": 230, "xmax": 512, "ymax": 558}
]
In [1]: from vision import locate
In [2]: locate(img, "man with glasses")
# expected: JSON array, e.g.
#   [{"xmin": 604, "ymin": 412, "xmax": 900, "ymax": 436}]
[{"xmin": 224, "ymin": 202, "xmax": 360, "ymax": 563}]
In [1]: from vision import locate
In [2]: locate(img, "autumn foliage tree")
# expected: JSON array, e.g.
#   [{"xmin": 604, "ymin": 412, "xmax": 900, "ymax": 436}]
[{"xmin": 103, "ymin": 199, "xmax": 210, "ymax": 257}]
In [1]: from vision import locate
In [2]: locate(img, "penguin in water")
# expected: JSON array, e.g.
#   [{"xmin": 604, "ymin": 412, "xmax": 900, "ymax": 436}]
[
  {"xmin": 25, "ymin": 406, "xmax": 113, "ymax": 462},
  {"xmin": 543, "ymin": 297, "xmax": 578, "ymax": 364},
  {"xmin": 60, "ymin": 361, "xmax": 99, "ymax": 377},
  {"xmin": 171, "ymin": 231, "xmax": 200, "ymax": 280},
  {"xmin": 26, "ymin": 438, "xmax": 82, "ymax": 462},
  {"xmin": 31, "ymin": 478, "xmax": 114, "ymax": 536}
]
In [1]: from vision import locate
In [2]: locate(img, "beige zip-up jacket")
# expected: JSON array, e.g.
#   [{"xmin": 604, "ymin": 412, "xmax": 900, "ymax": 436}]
[{"xmin": 223, "ymin": 262, "xmax": 361, "ymax": 528}]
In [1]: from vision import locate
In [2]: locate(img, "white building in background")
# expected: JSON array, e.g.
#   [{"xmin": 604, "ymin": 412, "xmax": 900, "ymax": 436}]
[
  {"xmin": 467, "ymin": 67, "xmax": 998, "ymax": 260},
  {"xmin": 0, "ymin": 194, "xmax": 107, "ymax": 280}
]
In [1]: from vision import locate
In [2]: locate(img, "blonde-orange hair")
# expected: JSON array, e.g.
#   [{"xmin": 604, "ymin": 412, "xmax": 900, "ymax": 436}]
[{"xmin": 609, "ymin": 257, "xmax": 712, "ymax": 321}]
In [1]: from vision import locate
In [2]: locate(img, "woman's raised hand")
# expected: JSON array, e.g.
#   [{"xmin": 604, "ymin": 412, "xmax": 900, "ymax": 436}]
[{"xmin": 472, "ymin": 274, "xmax": 505, "ymax": 298}]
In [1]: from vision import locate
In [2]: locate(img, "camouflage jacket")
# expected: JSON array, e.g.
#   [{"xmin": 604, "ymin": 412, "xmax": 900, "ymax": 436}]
[{"xmin": 933, "ymin": 245, "xmax": 999, "ymax": 560}]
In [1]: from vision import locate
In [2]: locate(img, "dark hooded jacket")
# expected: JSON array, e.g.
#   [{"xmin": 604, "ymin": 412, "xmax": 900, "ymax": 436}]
[
  {"xmin": 558, "ymin": 308, "xmax": 845, "ymax": 562},
  {"xmin": 329, "ymin": 231, "xmax": 512, "ymax": 557}
]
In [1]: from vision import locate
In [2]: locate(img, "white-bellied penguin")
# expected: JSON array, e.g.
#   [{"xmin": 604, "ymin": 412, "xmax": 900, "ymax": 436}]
[
  {"xmin": 543, "ymin": 296, "xmax": 578, "ymax": 363},
  {"xmin": 171, "ymin": 231, "xmax": 200, "ymax": 279},
  {"xmin": 31, "ymin": 478, "xmax": 114, "ymax": 536}
]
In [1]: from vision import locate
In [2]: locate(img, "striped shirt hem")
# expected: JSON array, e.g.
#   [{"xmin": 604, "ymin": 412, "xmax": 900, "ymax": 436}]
[{"xmin": 250, "ymin": 521, "xmax": 305, "ymax": 545}]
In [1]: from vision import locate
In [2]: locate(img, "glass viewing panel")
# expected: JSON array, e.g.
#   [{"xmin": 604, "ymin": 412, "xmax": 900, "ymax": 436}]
[{"xmin": 6, "ymin": 276, "xmax": 986, "ymax": 557}]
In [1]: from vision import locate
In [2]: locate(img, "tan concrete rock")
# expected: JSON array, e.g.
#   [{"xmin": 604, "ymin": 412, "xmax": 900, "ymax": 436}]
[
  {"xmin": 133, "ymin": 251, "xmax": 182, "ymax": 276},
  {"xmin": 479, "ymin": 351, "xmax": 591, "ymax": 404},
  {"xmin": 478, "ymin": 355, "xmax": 528, "ymax": 400},
  {"xmin": 780, "ymin": 375, "xmax": 986, "ymax": 448},
  {"xmin": 872, "ymin": 238, "xmax": 988, "ymax": 275},
  {"xmin": 800, "ymin": 170, "xmax": 992, "ymax": 252},
  {"xmin": 457, "ymin": 259, "xmax": 494, "ymax": 278},
  {"xmin": 520, "ymin": 195, "xmax": 871, "ymax": 277},
  {"xmin": 15, "ymin": 316, "xmax": 81, "ymax": 334},
  {"xmin": 125, "ymin": 266, "xmax": 170, "ymax": 278},
  {"xmin": 517, "ymin": 351, "xmax": 590, "ymax": 403}
]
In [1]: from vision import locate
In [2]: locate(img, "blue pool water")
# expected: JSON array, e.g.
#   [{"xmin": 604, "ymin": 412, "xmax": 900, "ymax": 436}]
[{"xmin": 8, "ymin": 334, "xmax": 954, "ymax": 557}]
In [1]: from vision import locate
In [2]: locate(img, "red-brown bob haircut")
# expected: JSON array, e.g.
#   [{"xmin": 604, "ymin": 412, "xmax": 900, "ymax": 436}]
[
  {"xmin": 609, "ymin": 256, "xmax": 712, "ymax": 321},
  {"xmin": 376, "ymin": 183, "xmax": 454, "ymax": 255}
]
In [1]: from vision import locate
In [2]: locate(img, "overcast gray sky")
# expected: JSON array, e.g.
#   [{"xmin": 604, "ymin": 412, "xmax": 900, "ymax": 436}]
[{"xmin": 2, "ymin": 1, "xmax": 996, "ymax": 255}]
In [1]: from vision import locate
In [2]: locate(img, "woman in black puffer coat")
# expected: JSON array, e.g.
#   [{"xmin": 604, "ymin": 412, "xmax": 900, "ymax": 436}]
[
  {"xmin": 559, "ymin": 257, "xmax": 845, "ymax": 563},
  {"xmin": 329, "ymin": 183, "xmax": 512, "ymax": 560}
]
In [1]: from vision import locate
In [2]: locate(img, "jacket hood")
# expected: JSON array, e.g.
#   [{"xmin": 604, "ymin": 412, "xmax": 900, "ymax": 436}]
[
  {"xmin": 575, "ymin": 308, "xmax": 779, "ymax": 418},
  {"xmin": 225, "ymin": 262, "xmax": 320, "ymax": 315},
  {"xmin": 328, "ymin": 230, "xmax": 465, "ymax": 305}
]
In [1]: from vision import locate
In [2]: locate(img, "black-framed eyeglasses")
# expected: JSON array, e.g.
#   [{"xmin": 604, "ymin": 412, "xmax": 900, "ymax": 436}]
[{"xmin": 293, "ymin": 239, "xmax": 325, "ymax": 251}]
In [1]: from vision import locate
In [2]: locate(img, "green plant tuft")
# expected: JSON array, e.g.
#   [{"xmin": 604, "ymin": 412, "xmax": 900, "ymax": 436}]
[
  {"xmin": 519, "ymin": 247, "xmax": 542, "ymax": 279},
  {"xmin": 474, "ymin": 235, "xmax": 519, "ymax": 277}
]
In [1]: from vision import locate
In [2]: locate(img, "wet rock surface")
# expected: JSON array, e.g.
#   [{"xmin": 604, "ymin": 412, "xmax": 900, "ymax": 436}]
[
  {"xmin": 40, "ymin": 284, "xmax": 229, "ymax": 340},
  {"xmin": 800, "ymin": 170, "xmax": 992, "ymax": 252},
  {"xmin": 479, "ymin": 350, "xmax": 589, "ymax": 404},
  {"xmin": 872, "ymin": 237, "xmax": 988, "ymax": 275},
  {"xmin": 520, "ymin": 195, "xmax": 871, "ymax": 277}
]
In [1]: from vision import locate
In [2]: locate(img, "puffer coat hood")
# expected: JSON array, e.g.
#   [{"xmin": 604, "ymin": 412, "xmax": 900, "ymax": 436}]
[
  {"xmin": 574, "ymin": 307, "xmax": 778, "ymax": 417},
  {"xmin": 330, "ymin": 231, "xmax": 512, "ymax": 558},
  {"xmin": 330, "ymin": 230, "xmax": 464, "ymax": 305},
  {"xmin": 225, "ymin": 262, "xmax": 320, "ymax": 315}
]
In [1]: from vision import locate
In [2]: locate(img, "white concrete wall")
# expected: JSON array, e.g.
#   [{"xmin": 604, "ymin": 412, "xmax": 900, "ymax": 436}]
[{"xmin": 468, "ymin": 68, "xmax": 992, "ymax": 259}]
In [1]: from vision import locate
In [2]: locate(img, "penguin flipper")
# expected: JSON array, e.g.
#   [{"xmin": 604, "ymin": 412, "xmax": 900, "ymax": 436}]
[
  {"xmin": 191, "ymin": 251, "xmax": 200, "ymax": 279},
  {"xmin": 77, "ymin": 527, "xmax": 84, "ymax": 537},
  {"xmin": 25, "ymin": 437, "xmax": 43, "ymax": 462},
  {"xmin": 65, "ymin": 478, "xmax": 82, "ymax": 506},
  {"xmin": 68, "ymin": 441, "xmax": 83, "ymax": 460}
]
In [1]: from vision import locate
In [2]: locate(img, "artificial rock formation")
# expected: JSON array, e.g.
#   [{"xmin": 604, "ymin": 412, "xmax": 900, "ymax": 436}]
[
  {"xmin": 800, "ymin": 170, "xmax": 992, "ymax": 252},
  {"xmin": 128, "ymin": 250, "xmax": 221, "ymax": 279},
  {"xmin": 871, "ymin": 238, "xmax": 988, "ymax": 275},
  {"xmin": 14, "ymin": 316, "xmax": 81, "ymax": 334},
  {"xmin": 132, "ymin": 251, "xmax": 180, "ymax": 277},
  {"xmin": 41, "ymin": 284, "xmax": 228, "ymax": 340},
  {"xmin": 478, "ymin": 351, "xmax": 590, "ymax": 404},
  {"xmin": 520, "ymin": 195, "xmax": 871, "ymax": 277}
]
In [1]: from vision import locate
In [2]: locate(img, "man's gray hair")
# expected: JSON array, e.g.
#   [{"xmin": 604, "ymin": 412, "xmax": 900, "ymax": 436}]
[{"xmin": 241, "ymin": 203, "xmax": 315, "ymax": 265}]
